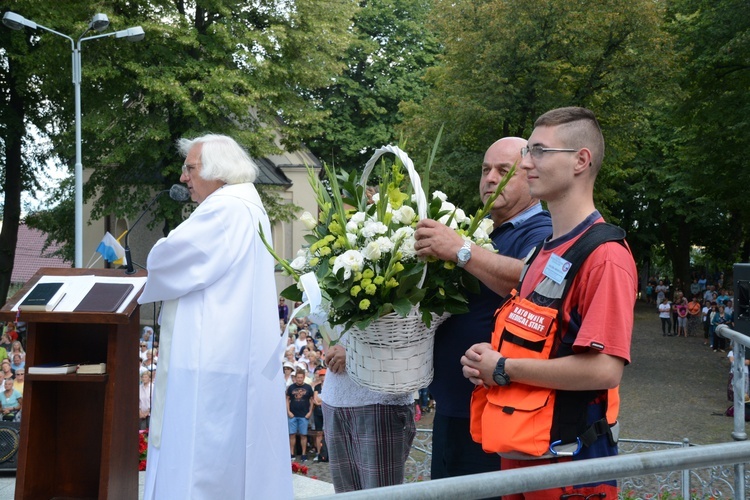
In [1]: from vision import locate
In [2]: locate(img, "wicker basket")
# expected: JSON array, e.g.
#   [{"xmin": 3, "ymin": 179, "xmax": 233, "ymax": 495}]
[
  {"xmin": 344, "ymin": 145, "xmax": 447, "ymax": 394},
  {"xmin": 346, "ymin": 309, "xmax": 448, "ymax": 394}
]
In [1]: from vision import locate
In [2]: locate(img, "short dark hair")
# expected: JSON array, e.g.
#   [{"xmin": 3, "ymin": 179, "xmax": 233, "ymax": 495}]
[{"xmin": 534, "ymin": 107, "xmax": 604, "ymax": 173}]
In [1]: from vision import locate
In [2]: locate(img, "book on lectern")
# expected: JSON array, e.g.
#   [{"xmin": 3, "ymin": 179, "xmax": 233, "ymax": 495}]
[
  {"xmin": 17, "ymin": 282, "xmax": 67, "ymax": 312},
  {"xmin": 77, "ymin": 363, "xmax": 107, "ymax": 375},
  {"xmin": 27, "ymin": 363, "xmax": 78, "ymax": 375},
  {"xmin": 73, "ymin": 283, "xmax": 134, "ymax": 313}
]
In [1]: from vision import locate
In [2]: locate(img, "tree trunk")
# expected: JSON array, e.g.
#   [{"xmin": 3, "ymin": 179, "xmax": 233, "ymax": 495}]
[
  {"xmin": 661, "ymin": 217, "xmax": 692, "ymax": 296},
  {"xmin": 0, "ymin": 59, "xmax": 26, "ymax": 304}
]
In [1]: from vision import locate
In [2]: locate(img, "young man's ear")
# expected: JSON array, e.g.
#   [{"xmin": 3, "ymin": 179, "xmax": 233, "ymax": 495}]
[{"xmin": 574, "ymin": 148, "xmax": 593, "ymax": 175}]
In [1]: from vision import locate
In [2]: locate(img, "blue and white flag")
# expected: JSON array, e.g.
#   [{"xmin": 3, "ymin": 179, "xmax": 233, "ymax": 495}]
[{"xmin": 95, "ymin": 231, "xmax": 127, "ymax": 265}]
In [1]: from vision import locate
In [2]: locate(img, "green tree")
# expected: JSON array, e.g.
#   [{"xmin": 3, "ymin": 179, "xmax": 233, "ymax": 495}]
[
  {"xmin": 1, "ymin": 1, "xmax": 358, "ymax": 300},
  {"xmin": 665, "ymin": 0, "xmax": 750, "ymax": 270},
  {"xmin": 400, "ymin": 0, "xmax": 673, "ymax": 238},
  {"xmin": 0, "ymin": 1, "xmax": 74, "ymax": 302},
  {"xmin": 304, "ymin": 0, "xmax": 441, "ymax": 170}
]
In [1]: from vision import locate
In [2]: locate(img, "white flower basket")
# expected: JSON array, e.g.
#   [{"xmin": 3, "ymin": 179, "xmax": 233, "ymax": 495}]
[
  {"xmin": 344, "ymin": 145, "xmax": 448, "ymax": 394},
  {"xmin": 346, "ymin": 310, "xmax": 449, "ymax": 394}
]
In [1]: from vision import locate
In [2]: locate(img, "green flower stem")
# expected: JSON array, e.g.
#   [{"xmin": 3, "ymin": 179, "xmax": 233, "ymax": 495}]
[
  {"xmin": 258, "ymin": 223, "xmax": 300, "ymax": 280},
  {"xmin": 322, "ymin": 162, "xmax": 354, "ymax": 250}
]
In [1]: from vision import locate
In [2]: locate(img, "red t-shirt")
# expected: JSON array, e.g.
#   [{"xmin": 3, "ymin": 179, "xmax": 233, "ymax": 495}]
[{"xmin": 520, "ymin": 216, "xmax": 637, "ymax": 364}]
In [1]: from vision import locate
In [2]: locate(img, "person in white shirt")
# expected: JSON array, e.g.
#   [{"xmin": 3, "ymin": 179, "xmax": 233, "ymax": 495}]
[
  {"xmin": 659, "ymin": 297, "xmax": 672, "ymax": 336},
  {"xmin": 138, "ymin": 134, "xmax": 292, "ymax": 500},
  {"xmin": 139, "ymin": 371, "xmax": 154, "ymax": 430}
]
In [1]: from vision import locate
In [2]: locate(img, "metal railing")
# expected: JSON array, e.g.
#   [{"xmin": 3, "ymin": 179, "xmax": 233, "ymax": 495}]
[
  {"xmin": 314, "ymin": 440, "xmax": 750, "ymax": 499},
  {"xmin": 717, "ymin": 324, "xmax": 749, "ymax": 498},
  {"xmin": 311, "ymin": 326, "xmax": 750, "ymax": 499}
]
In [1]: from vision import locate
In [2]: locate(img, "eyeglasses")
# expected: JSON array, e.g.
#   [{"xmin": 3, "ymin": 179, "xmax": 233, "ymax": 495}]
[
  {"xmin": 560, "ymin": 493, "xmax": 606, "ymax": 500},
  {"xmin": 181, "ymin": 163, "xmax": 199, "ymax": 175},
  {"xmin": 521, "ymin": 145, "xmax": 578, "ymax": 159}
]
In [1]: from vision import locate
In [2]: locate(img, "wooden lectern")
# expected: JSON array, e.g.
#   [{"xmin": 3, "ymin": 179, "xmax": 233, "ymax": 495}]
[{"xmin": 0, "ymin": 268, "xmax": 146, "ymax": 499}]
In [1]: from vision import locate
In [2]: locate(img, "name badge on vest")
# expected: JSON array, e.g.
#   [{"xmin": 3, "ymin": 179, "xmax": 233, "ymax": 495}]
[{"xmin": 543, "ymin": 253, "xmax": 572, "ymax": 285}]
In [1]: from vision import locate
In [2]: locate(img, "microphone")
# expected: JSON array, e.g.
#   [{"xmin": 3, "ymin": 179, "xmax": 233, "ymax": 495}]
[
  {"xmin": 169, "ymin": 184, "xmax": 190, "ymax": 202},
  {"xmin": 124, "ymin": 184, "xmax": 190, "ymax": 274}
]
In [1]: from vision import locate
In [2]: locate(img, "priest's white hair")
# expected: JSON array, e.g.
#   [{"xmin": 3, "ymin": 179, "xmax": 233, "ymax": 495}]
[{"xmin": 176, "ymin": 134, "xmax": 259, "ymax": 184}]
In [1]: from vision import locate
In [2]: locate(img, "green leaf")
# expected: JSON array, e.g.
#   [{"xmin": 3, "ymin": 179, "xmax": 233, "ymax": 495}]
[
  {"xmin": 462, "ymin": 273, "xmax": 481, "ymax": 295},
  {"xmin": 332, "ymin": 292, "xmax": 351, "ymax": 309},
  {"xmin": 281, "ymin": 284, "xmax": 303, "ymax": 302},
  {"xmin": 392, "ymin": 297, "xmax": 414, "ymax": 317}
]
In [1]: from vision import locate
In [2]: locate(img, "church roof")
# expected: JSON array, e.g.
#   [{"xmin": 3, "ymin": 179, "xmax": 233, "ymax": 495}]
[
  {"xmin": 12, "ymin": 224, "xmax": 70, "ymax": 284},
  {"xmin": 253, "ymin": 146, "xmax": 321, "ymax": 187}
]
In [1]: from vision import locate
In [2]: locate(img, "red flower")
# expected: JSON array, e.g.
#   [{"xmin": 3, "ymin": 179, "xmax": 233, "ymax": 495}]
[
  {"xmin": 291, "ymin": 462, "xmax": 308, "ymax": 475},
  {"xmin": 139, "ymin": 430, "xmax": 149, "ymax": 469}
]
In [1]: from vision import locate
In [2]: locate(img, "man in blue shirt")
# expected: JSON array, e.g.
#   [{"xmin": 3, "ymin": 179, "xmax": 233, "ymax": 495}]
[{"xmin": 415, "ymin": 137, "xmax": 552, "ymax": 479}]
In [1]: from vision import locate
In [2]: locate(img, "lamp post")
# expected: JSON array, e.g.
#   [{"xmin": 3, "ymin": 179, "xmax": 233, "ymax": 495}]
[{"xmin": 2, "ymin": 11, "xmax": 144, "ymax": 268}]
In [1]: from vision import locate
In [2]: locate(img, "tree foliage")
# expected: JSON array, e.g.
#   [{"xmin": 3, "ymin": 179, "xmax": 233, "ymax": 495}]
[
  {"xmin": 0, "ymin": 0, "xmax": 358, "ymax": 301},
  {"xmin": 400, "ymin": 0, "xmax": 672, "ymax": 228},
  {"xmin": 304, "ymin": 0, "xmax": 442, "ymax": 171},
  {"xmin": 665, "ymin": 0, "xmax": 750, "ymax": 269},
  {"xmin": 4, "ymin": 0, "xmax": 750, "ymax": 301}
]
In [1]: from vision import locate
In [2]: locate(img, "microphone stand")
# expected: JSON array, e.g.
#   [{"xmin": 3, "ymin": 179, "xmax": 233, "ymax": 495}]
[{"xmin": 124, "ymin": 192, "xmax": 166, "ymax": 275}]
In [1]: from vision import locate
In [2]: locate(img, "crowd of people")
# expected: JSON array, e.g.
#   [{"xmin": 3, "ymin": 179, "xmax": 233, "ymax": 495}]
[
  {"xmin": 138, "ymin": 326, "xmax": 157, "ymax": 431},
  {"xmin": 648, "ymin": 275, "xmax": 735, "ymax": 351},
  {"xmin": 280, "ymin": 298, "xmax": 327, "ymax": 463},
  {"xmin": 279, "ymin": 297, "xmax": 434, "ymax": 468},
  {"xmin": 648, "ymin": 274, "xmax": 747, "ymax": 402},
  {"xmin": 0, "ymin": 322, "xmax": 25, "ymax": 423}
]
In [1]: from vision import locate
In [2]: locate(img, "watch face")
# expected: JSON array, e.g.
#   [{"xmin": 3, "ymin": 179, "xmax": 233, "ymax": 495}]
[
  {"xmin": 493, "ymin": 359, "xmax": 510, "ymax": 386},
  {"xmin": 457, "ymin": 248, "xmax": 471, "ymax": 264},
  {"xmin": 493, "ymin": 372, "xmax": 510, "ymax": 386}
]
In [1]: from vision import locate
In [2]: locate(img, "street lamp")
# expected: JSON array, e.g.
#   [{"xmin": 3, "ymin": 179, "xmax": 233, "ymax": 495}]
[{"xmin": 2, "ymin": 11, "xmax": 144, "ymax": 268}]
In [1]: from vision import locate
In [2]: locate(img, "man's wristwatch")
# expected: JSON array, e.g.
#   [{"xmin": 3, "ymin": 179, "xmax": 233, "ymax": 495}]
[
  {"xmin": 456, "ymin": 240, "xmax": 472, "ymax": 268},
  {"xmin": 492, "ymin": 357, "xmax": 511, "ymax": 386}
]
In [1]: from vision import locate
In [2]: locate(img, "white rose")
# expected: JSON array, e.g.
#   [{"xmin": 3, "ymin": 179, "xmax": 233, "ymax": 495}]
[
  {"xmin": 290, "ymin": 255, "xmax": 308, "ymax": 271},
  {"xmin": 333, "ymin": 250, "xmax": 364, "ymax": 280},
  {"xmin": 299, "ymin": 211, "xmax": 318, "ymax": 230},
  {"xmin": 453, "ymin": 208, "xmax": 467, "ymax": 224},
  {"xmin": 396, "ymin": 205, "xmax": 416, "ymax": 225},
  {"xmin": 479, "ymin": 218, "xmax": 494, "ymax": 235},
  {"xmin": 346, "ymin": 233, "xmax": 358, "ymax": 246},
  {"xmin": 432, "ymin": 190, "xmax": 448, "ymax": 202},
  {"xmin": 474, "ymin": 227, "xmax": 489, "ymax": 241},
  {"xmin": 440, "ymin": 201, "xmax": 456, "ymax": 213},
  {"xmin": 362, "ymin": 241, "xmax": 382, "ymax": 261},
  {"xmin": 438, "ymin": 213, "xmax": 459, "ymax": 229}
]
